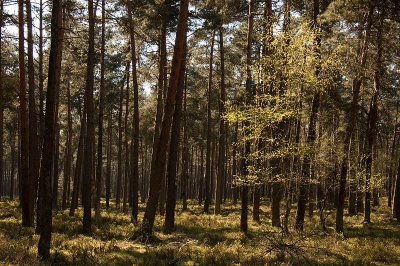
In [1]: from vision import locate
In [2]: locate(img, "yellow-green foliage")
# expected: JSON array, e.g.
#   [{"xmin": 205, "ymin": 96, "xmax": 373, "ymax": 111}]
[{"xmin": 1, "ymin": 199, "xmax": 400, "ymax": 265}]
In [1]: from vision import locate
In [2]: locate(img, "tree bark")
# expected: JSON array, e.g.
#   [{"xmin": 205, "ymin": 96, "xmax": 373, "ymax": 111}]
[
  {"xmin": 164, "ymin": 37, "xmax": 186, "ymax": 234},
  {"xmin": 106, "ymin": 111, "xmax": 112, "ymax": 209},
  {"xmin": 19, "ymin": 0, "xmax": 33, "ymax": 227},
  {"xmin": 69, "ymin": 100, "xmax": 86, "ymax": 216},
  {"xmin": 336, "ymin": 4, "xmax": 373, "ymax": 233},
  {"xmin": 0, "ymin": 0, "xmax": 3, "ymax": 200},
  {"xmin": 150, "ymin": 23, "xmax": 166, "ymax": 217},
  {"xmin": 215, "ymin": 27, "xmax": 226, "ymax": 215},
  {"xmin": 140, "ymin": 0, "xmax": 188, "ymax": 240},
  {"xmin": 294, "ymin": 0, "xmax": 321, "ymax": 231},
  {"xmin": 364, "ymin": 8, "xmax": 383, "ymax": 223},
  {"xmin": 37, "ymin": 0, "xmax": 61, "ymax": 258},
  {"xmin": 126, "ymin": 0, "xmax": 140, "ymax": 224},
  {"xmin": 27, "ymin": 0, "xmax": 39, "ymax": 214},
  {"xmin": 116, "ymin": 64, "xmax": 127, "ymax": 209},
  {"xmin": 82, "ymin": 0, "xmax": 96, "ymax": 234},
  {"xmin": 123, "ymin": 63, "xmax": 130, "ymax": 212},
  {"xmin": 95, "ymin": 0, "xmax": 106, "ymax": 223},
  {"xmin": 62, "ymin": 81, "xmax": 72, "ymax": 210},
  {"xmin": 204, "ymin": 29, "xmax": 215, "ymax": 214}
]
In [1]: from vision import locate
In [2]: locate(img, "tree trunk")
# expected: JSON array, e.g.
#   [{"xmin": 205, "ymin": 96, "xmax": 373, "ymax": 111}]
[
  {"xmin": 116, "ymin": 64, "xmax": 127, "ymax": 209},
  {"xmin": 389, "ymin": 102, "xmax": 399, "ymax": 208},
  {"xmin": 123, "ymin": 63, "xmax": 130, "ymax": 212},
  {"xmin": 62, "ymin": 81, "xmax": 72, "ymax": 210},
  {"xmin": 10, "ymin": 132, "xmax": 16, "ymax": 201},
  {"xmin": 241, "ymin": 0, "xmax": 255, "ymax": 233},
  {"xmin": 150, "ymin": 23, "xmax": 166, "ymax": 217},
  {"xmin": 27, "ymin": 0, "xmax": 39, "ymax": 214},
  {"xmin": 182, "ymin": 83, "xmax": 190, "ymax": 211},
  {"xmin": 364, "ymin": 9, "xmax": 383, "ymax": 223},
  {"xmin": 294, "ymin": 0, "xmax": 320, "ymax": 231},
  {"xmin": 204, "ymin": 29, "xmax": 215, "ymax": 214},
  {"xmin": 125, "ymin": 0, "xmax": 140, "ymax": 223},
  {"xmin": 0, "ymin": 0, "xmax": 3, "ymax": 200},
  {"xmin": 215, "ymin": 27, "xmax": 226, "ymax": 215},
  {"xmin": 69, "ymin": 101, "xmax": 86, "ymax": 216},
  {"xmin": 106, "ymin": 111, "xmax": 112, "ymax": 209},
  {"xmin": 37, "ymin": 0, "xmax": 61, "ymax": 258},
  {"xmin": 94, "ymin": 0, "xmax": 106, "ymax": 223},
  {"xmin": 19, "ymin": 0, "xmax": 33, "ymax": 227},
  {"xmin": 164, "ymin": 37, "xmax": 186, "ymax": 234},
  {"xmin": 38, "ymin": 0, "xmax": 44, "ymax": 155},
  {"xmin": 140, "ymin": 0, "xmax": 188, "ymax": 240},
  {"xmin": 198, "ymin": 144, "xmax": 204, "ymax": 205},
  {"xmin": 82, "ymin": 0, "xmax": 96, "ymax": 234},
  {"xmin": 336, "ymin": 5, "xmax": 373, "ymax": 233}
]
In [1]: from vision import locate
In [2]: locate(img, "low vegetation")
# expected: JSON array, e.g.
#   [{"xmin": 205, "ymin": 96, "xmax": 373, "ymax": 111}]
[{"xmin": 1, "ymin": 199, "xmax": 400, "ymax": 265}]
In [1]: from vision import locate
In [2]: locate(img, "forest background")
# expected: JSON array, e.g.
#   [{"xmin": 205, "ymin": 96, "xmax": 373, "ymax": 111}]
[{"xmin": 0, "ymin": 0, "xmax": 400, "ymax": 264}]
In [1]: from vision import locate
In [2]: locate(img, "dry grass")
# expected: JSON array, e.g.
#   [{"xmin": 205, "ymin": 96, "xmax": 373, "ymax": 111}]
[{"xmin": 0, "ymin": 198, "xmax": 399, "ymax": 265}]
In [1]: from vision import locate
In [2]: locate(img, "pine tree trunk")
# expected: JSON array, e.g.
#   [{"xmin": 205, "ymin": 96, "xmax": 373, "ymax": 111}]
[
  {"xmin": 150, "ymin": 24, "xmax": 166, "ymax": 217},
  {"xmin": 126, "ymin": 0, "xmax": 140, "ymax": 223},
  {"xmin": 116, "ymin": 65, "xmax": 127, "ymax": 209},
  {"xmin": 106, "ymin": 111, "xmax": 112, "ymax": 209},
  {"xmin": 294, "ymin": 0, "xmax": 321, "ymax": 230},
  {"xmin": 140, "ymin": 0, "xmax": 188, "ymax": 240},
  {"xmin": 241, "ymin": 0, "xmax": 255, "ymax": 234},
  {"xmin": 164, "ymin": 37, "xmax": 186, "ymax": 234},
  {"xmin": 215, "ymin": 27, "xmax": 226, "ymax": 215},
  {"xmin": 0, "ymin": 0, "xmax": 3, "ymax": 200},
  {"xmin": 95, "ymin": 0, "xmax": 106, "ymax": 223},
  {"xmin": 27, "ymin": 0, "xmax": 39, "ymax": 210},
  {"xmin": 37, "ymin": 0, "xmax": 61, "ymax": 258},
  {"xmin": 364, "ymin": 9, "xmax": 383, "ymax": 223},
  {"xmin": 389, "ymin": 102, "xmax": 399, "ymax": 208},
  {"xmin": 336, "ymin": 5, "xmax": 373, "ymax": 233},
  {"xmin": 19, "ymin": 0, "xmax": 33, "ymax": 227},
  {"xmin": 82, "ymin": 0, "xmax": 96, "ymax": 234},
  {"xmin": 123, "ymin": 63, "xmax": 130, "ymax": 212},
  {"xmin": 204, "ymin": 29, "xmax": 215, "ymax": 214},
  {"xmin": 10, "ymin": 132, "xmax": 15, "ymax": 201},
  {"xmin": 69, "ymin": 101, "xmax": 86, "ymax": 216}
]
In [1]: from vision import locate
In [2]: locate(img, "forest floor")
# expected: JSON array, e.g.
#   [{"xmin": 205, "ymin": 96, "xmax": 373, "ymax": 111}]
[{"xmin": 0, "ymin": 199, "xmax": 400, "ymax": 265}]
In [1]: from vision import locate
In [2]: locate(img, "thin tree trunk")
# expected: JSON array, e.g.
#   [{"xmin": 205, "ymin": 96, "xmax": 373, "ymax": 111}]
[
  {"xmin": 198, "ymin": 144, "xmax": 204, "ymax": 205},
  {"xmin": 0, "ymin": 0, "xmax": 3, "ymax": 200},
  {"xmin": 150, "ymin": 23, "xmax": 167, "ymax": 217},
  {"xmin": 164, "ymin": 37, "xmax": 187, "ymax": 234},
  {"xmin": 140, "ymin": 0, "xmax": 189, "ymax": 240},
  {"xmin": 125, "ymin": 0, "xmax": 140, "ymax": 223},
  {"xmin": 123, "ymin": 63, "xmax": 130, "ymax": 212},
  {"xmin": 336, "ymin": 4, "xmax": 373, "ymax": 233},
  {"xmin": 215, "ymin": 27, "xmax": 226, "ymax": 215},
  {"xmin": 182, "ymin": 83, "xmax": 189, "ymax": 211},
  {"xmin": 294, "ymin": 0, "xmax": 321, "ymax": 230},
  {"xmin": 94, "ymin": 0, "xmax": 106, "ymax": 223},
  {"xmin": 19, "ymin": 0, "xmax": 33, "ymax": 227},
  {"xmin": 69, "ymin": 101, "xmax": 86, "ymax": 216},
  {"xmin": 389, "ymin": 102, "xmax": 399, "ymax": 208},
  {"xmin": 116, "ymin": 64, "xmax": 127, "ymax": 209},
  {"xmin": 364, "ymin": 9, "xmax": 383, "ymax": 223},
  {"xmin": 10, "ymin": 131, "xmax": 15, "ymax": 200},
  {"xmin": 204, "ymin": 29, "xmax": 215, "ymax": 214},
  {"xmin": 82, "ymin": 0, "xmax": 96, "ymax": 234},
  {"xmin": 62, "ymin": 81, "xmax": 72, "ymax": 210},
  {"xmin": 106, "ymin": 111, "xmax": 112, "ymax": 209},
  {"xmin": 241, "ymin": 0, "xmax": 255, "ymax": 234},
  {"xmin": 27, "ymin": 0, "xmax": 39, "ymax": 215},
  {"xmin": 37, "ymin": 0, "xmax": 61, "ymax": 258}
]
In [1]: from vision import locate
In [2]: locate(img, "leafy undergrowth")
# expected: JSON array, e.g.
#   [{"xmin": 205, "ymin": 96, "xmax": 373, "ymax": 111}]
[{"xmin": 1, "ymin": 199, "xmax": 400, "ymax": 265}]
